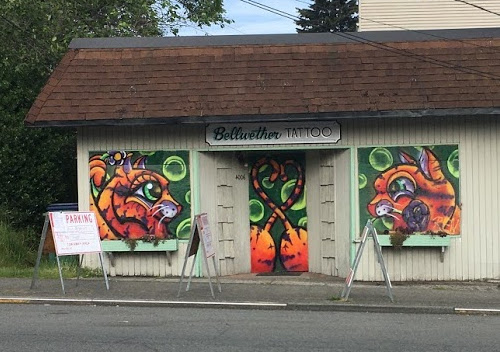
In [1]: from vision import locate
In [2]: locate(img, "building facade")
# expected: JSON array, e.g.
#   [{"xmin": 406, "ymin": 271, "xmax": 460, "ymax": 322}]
[{"xmin": 27, "ymin": 30, "xmax": 500, "ymax": 281}]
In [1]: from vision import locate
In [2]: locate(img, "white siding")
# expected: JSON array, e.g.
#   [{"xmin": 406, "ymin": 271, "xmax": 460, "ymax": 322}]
[
  {"xmin": 351, "ymin": 116, "xmax": 500, "ymax": 281},
  {"xmin": 359, "ymin": 0, "xmax": 500, "ymax": 31},
  {"xmin": 79, "ymin": 115, "xmax": 500, "ymax": 280},
  {"xmin": 310, "ymin": 148, "xmax": 352, "ymax": 277},
  {"xmin": 334, "ymin": 149, "xmax": 352, "ymax": 278},
  {"xmin": 91, "ymin": 239, "xmax": 193, "ymax": 278},
  {"xmin": 212, "ymin": 152, "xmax": 250, "ymax": 276},
  {"xmin": 307, "ymin": 151, "xmax": 323, "ymax": 273},
  {"xmin": 319, "ymin": 150, "xmax": 338, "ymax": 276}
]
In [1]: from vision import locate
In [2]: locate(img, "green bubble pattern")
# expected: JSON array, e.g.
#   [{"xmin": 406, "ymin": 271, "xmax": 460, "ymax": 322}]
[
  {"xmin": 358, "ymin": 174, "xmax": 367, "ymax": 189},
  {"xmin": 249, "ymin": 199, "xmax": 265, "ymax": 222},
  {"xmin": 163, "ymin": 156, "xmax": 187, "ymax": 182},
  {"xmin": 447, "ymin": 149, "xmax": 459, "ymax": 178},
  {"xmin": 369, "ymin": 147, "xmax": 393, "ymax": 171},
  {"xmin": 281, "ymin": 180, "xmax": 306, "ymax": 211}
]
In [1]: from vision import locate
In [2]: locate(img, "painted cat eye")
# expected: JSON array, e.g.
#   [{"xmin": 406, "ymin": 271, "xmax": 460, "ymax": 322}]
[
  {"xmin": 143, "ymin": 181, "xmax": 162, "ymax": 202},
  {"xmin": 388, "ymin": 177, "xmax": 415, "ymax": 201},
  {"xmin": 133, "ymin": 180, "xmax": 162, "ymax": 203}
]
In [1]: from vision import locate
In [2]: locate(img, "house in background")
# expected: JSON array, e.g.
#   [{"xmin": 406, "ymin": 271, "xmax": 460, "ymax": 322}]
[
  {"xmin": 26, "ymin": 29, "xmax": 500, "ymax": 281},
  {"xmin": 359, "ymin": 0, "xmax": 500, "ymax": 31}
]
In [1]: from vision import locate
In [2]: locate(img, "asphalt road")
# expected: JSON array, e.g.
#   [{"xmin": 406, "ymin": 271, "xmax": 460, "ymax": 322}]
[{"xmin": 0, "ymin": 305, "xmax": 499, "ymax": 351}]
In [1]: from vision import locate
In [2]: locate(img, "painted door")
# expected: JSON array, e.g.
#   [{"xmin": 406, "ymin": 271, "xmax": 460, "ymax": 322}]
[{"xmin": 249, "ymin": 153, "xmax": 308, "ymax": 272}]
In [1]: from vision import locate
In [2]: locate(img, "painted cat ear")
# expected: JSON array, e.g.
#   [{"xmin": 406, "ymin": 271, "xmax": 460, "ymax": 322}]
[
  {"xmin": 123, "ymin": 158, "xmax": 132, "ymax": 173},
  {"xmin": 399, "ymin": 151, "xmax": 416, "ymax": 164},
  {"xmin": 419, "ymin": 148, "xmax": 444, "ymax": 181},
  {"xmin": 133, "ymin": 156, "xmax": 147, "ymax": 169},
  {"xmin": 121, "ymin": 153, "xmax": 134, "ymax": 173}
]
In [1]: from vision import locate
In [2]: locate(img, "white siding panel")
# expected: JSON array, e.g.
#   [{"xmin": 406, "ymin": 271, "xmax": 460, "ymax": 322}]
[
  {"xmin": 319, "ymin": 151, "xmax": 337, "ymax": 275},
  {"xmin": 360, "ymin": 0, "xmax": 500, "ymax": 31},
  {"xmin": 213, "ymin": 153, "xmax": 250, "ymax": 276},
  {"xmin": 490, "ymin": 119, "xmax": 500, "ymax": 279},
  {"xmin": 353, "ymin": 116, "xmax": 500, "ymax": 281},
  {"xmin": 79, "ymin": 115, "xmax": 500, "ymax": 280},
  {"xmin": 333, "ymin": 149, "xmax": 352, "ymax": 278},
  {"xmin": 306, "ymin": 151, "xmax": 323, "ymax": 273}
]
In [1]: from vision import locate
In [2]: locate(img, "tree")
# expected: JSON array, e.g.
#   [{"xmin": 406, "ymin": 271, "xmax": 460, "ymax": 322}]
[
  {"xmin": 296, "ymin": 0, "xmax": 358, "ymax": 33},
  {"xmin": 0, "ymin": 0, "xmax": 229, "ymax": 237}
]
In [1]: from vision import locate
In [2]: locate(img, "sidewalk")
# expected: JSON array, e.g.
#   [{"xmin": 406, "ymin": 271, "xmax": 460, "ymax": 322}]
[{"xmin": 1, "ymin": 273, "xmax": 499, "ymax": 314}]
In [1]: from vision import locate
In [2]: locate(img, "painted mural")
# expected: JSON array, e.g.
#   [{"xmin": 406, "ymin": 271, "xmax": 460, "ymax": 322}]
[
  {"xmin": 249, "ymin": 155, "xmax": 308, "ymax": 273},
  {"xmin": 358, "ymin": 145, "xmax": 461, "ymax": 236},
  {"xmin": 89, "ymin": 151, "xmax": 191, "ymax": 240}
]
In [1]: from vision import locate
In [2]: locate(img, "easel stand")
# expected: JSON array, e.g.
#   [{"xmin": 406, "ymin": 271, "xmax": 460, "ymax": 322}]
[
  {"xmin": 31, "ymin": 212, "xmax": 109, "ymax": 294},
  {"xmin": 341, "ymin": 220, "xmax": 394, "ymax": 302},
  {"xmin": 178, "ymin": 214, "xmax": 221, "ymax": 299}
]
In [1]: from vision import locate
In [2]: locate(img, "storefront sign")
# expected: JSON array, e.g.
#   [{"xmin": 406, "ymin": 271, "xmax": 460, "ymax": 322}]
[{"xmin": 206, "ymin": 121, "xmax": 341, "ymax": 146}]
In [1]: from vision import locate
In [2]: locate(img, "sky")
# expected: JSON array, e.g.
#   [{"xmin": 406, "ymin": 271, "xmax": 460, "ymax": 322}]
[{"xmin": 177, "ymin": 0, "xmax": 313, "ymax": 36}]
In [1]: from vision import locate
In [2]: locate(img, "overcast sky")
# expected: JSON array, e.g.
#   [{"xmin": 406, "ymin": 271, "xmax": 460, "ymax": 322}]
[{"xmin": 177, "ymin": 0, "xmax": 312, "ymax": 36}]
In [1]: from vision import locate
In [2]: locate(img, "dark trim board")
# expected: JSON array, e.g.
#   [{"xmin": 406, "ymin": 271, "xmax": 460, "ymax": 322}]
[
  {"xmin": 26, "ymin": 107, "xmax": 500, "ymax": 128},
  {"xmin": 70, "ymin": 28, "xmax": 500, "ymax": 49}
]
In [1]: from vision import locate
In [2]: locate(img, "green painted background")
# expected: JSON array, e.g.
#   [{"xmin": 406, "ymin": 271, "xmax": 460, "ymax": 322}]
[
  {"xmin": 358, "ymin": 145, "xmax": 460, "ymax": 234},
  {"xmin": 248, "ymin": 153, "xmax": 307, "ymax": 272},
  {"xmin": 89, "ymin": 150, "xmax": 191, "ymax": 239}
]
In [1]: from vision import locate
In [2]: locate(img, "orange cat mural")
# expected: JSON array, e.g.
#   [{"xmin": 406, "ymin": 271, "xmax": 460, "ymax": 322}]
[
  {"xmin": 90, "ymin": 151, "xmax": 183, "ymax": 240},
  {"xmin": 361, "ymin": 146, "xmax": 460, "ymax": 235}
]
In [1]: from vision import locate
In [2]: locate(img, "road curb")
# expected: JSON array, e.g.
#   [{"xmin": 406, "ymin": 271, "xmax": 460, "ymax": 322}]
[
  {"xmin": 0, "ymin": 297, "xmax": 288, "ymax": 310},
  {"xmin": 455, "ymin": 308, "xmax": 500, "ymax": 315},
  {"xmin": 2, "ymin": 297, "xmax": 500, "ymax": 315},
  {"xmin": 287, "ymin": 303, "xmax": 455, "ymax": 314}
]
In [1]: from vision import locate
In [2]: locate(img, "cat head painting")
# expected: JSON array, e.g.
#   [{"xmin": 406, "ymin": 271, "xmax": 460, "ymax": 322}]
[
  {"xmin": 366, "ymin": 147, "xmax": 460, "ymax": 235},
  {"xmin": 90, "ymin": 151, "xmax": 183, "ymax": 240}
]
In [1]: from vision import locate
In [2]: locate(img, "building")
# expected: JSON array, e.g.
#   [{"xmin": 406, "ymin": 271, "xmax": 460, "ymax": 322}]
[
  {"xmin": 359, "ymin": 0, "xmax": 500, "ymax": 31},
  {"xmin": 26, "ymin": 29, "xmax": 500, "ymax": 281}
]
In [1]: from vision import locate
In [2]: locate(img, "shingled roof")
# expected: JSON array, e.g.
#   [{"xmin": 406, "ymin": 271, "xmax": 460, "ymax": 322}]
[{"xmin": 26, "ymin": 28, "xmax": 500, "ymax": 127}]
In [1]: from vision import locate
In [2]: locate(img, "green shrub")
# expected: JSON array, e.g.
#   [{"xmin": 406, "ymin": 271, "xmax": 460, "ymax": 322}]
[
  {"xmin": 0, "ymin": 219, "xmax": 102, "ymax": 278},
  {"xmin": 0, "ymin": 219, "xmax": 37, "ymax": 267}
]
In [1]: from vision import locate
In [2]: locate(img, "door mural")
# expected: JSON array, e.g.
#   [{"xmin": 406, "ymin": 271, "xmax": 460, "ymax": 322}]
[
  {"xmin": 358, "ymin": 145, "xmax": 460, "ymax": 236},
  {"xmin": 249, "ymin": 154, "xmax": 308, "ymax": 273},
  {"xmin": 89, "ymin": 151, "xmax": 191, "ymax": 241}
]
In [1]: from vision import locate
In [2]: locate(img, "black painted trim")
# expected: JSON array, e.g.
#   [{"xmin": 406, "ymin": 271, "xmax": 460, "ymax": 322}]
[
  {"xmin": 69, "ymin": 28, "xmax": 500, "ymax": 49},
  {"xmin": 25, "ymin": 107, "xmax": 500, "ymax": 128}
]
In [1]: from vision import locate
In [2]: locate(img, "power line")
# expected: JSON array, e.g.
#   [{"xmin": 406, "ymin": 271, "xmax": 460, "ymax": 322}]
[
  {"xmin": 337, "ymin": 31, "xmax": 500, "ymax": 80},
  {"xmin": 295, "ymin": 0, "xmax": 500, "ymax": 18},
  {"xmin": 239, "ymin": 0, "xmax": 298, "ymax": 21},
  {"xmin": 180, "ymin": 21, "xmax": 247, "ymax": 36},
  {"xmin": 357, "ymin": 16, "xmax": 500, "ymax": 54},
  {"xmin": 240, "ymin": 0, "xmax": 500, "ymax": 81},
  {"xmin": 177, "ymin": 21, "xmax": 213, "ymax": 36},
  {"xmin": 223, "ymin": 24, "xmax": 247, "ymax": 35},
  {"xmin": 295, "ymin": 0, "xmax": 314, "ymax": 7},
  {"xmin": 295, "ymin": 0, "xmax": 500, "ymax": 56},
  {"xmin": 453, "ymin": 0, "xmax": 500, "ymax": 17},
  {"xmin": 243, "ymin": 0, "xmax": 299, "ymax": 20}
]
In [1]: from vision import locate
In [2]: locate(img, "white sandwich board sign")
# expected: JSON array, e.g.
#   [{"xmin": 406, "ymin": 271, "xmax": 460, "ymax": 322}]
[
  {"xmin": 31, "ymin": 211, "xmax": 109, "ymax": 294},
  {"xmin": 49, "ymin": 211, "xmax": 103, "ymax": 255}
]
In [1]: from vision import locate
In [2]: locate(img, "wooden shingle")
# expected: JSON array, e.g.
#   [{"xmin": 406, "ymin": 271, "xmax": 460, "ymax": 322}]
[{"xmin": 25, "ymin": 30, "xmax": 500, "ymax": 126}]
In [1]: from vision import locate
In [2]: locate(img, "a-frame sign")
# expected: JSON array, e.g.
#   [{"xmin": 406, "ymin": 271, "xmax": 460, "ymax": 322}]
[
  {"xmin": 31, "ymin": 211, "xmax": 109, "ymax": 294},
  {"xmin": 177, "ymin": 213, "xmax": 221, "ymax": 299},
  {"xmin": 341, "ymin": 220, "xmax": 394, "ymax": 302}
]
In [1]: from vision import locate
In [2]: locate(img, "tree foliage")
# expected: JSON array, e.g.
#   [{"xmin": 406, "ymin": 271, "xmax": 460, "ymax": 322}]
[
  {"xmin": 0, "ymin": 0, "xmax": 229, "ymax": 238},
  {"xmin": 296, "ymin": 0, "xmax": 358, "ymax": 33}
]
